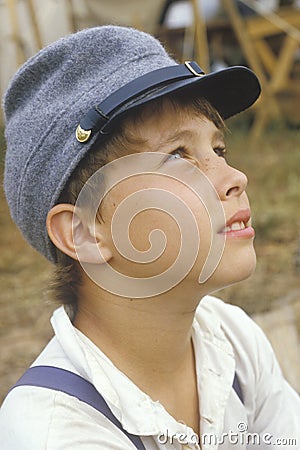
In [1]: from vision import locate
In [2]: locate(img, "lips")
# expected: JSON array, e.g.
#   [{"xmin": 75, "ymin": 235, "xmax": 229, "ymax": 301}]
[
  {"xmin": 220, "ymin": 208, "xmax": 255, "ymax": 238},
  {"xmin": 225, "ymin": 208, "xmax": 251, "ymax": 229}
]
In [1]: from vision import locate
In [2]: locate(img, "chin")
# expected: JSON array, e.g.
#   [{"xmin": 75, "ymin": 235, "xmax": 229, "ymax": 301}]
[{"xmin": 204, "ymin": 245, "xmax": 257, "ymax": 291}]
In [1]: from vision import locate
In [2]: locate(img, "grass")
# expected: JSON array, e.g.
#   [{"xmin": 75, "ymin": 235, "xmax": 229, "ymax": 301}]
[{"xmin": 0, "ymin": 120, "xmax": 299, "ymax": 400}]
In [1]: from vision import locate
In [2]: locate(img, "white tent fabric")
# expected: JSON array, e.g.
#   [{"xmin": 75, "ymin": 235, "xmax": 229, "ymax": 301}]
[
  {"xmin": 0, "ymin": 0, "xmax": 166, "ymax": 107},
  {"xmin": 0, "ymin": 0, "xmax": 68, "ymax": 107},
  {"xmin": 74, "ymin": 0, "xmax": 165, "ymax": 31}
]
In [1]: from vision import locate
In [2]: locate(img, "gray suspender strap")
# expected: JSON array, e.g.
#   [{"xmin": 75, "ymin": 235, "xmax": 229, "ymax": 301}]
[
  {"xmin": 233, "ymin": 372, "xmax": 244, "ymax": 404},
  {"xmin": 10, "ymin": 365, "xmax": 244, "ymax": 448},
  {"xmin": 10, "ymin": 365, "xmax": 146, "ymax": 450}
]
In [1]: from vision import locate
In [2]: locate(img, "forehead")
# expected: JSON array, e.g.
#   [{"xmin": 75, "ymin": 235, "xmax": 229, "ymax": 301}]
[{"xmin": 123, "ymin": 100, "xmax": 224, "ymax": 151}]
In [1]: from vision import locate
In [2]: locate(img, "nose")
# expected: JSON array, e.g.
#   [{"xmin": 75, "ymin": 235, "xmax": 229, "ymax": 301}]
[{"xmin": 213, "ymin": 163, "xmax": 248, "ymax": 201}]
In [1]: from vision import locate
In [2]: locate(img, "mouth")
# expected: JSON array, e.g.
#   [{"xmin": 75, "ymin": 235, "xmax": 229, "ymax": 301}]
[{"xmin": 220, "ymin": 208, "xmax": 255, "ymax": 238}]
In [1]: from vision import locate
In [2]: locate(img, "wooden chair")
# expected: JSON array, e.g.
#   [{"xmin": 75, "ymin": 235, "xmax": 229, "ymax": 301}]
[
  {"xmin": 156, "ymin": 0, "xmax": 214, "ymax": 72},
  {"xmin": 222, "ymin": 0, "xmax": 300, "ymax": 138}
]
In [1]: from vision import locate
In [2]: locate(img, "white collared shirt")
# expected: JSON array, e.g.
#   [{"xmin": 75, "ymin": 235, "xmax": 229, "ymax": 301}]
[{"xmin": 0, "ymin": 296, "xmax": 299, "ymax": 449}]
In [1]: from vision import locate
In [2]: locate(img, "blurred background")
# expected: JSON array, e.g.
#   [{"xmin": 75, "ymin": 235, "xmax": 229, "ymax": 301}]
[{"xmin": 0, "ymin": 0, "xmax": 300, "ymax": 399}]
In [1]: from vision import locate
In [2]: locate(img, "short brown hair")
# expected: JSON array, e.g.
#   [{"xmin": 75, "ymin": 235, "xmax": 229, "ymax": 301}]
[{"xmin": 48, "ymin": 95, "xmax": 225, "ymax": 319}]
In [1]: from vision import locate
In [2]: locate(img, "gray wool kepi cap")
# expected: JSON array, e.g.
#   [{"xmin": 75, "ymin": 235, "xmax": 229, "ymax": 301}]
[{"xmin": 3, "ymin": 25, "xmax": 261, "ymax": 263}]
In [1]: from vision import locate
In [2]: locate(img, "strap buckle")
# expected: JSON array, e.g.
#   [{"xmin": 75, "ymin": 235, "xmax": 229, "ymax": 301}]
[{"xmin": 184, "ymin": 61, "xmax": 205, "ymax": 77}]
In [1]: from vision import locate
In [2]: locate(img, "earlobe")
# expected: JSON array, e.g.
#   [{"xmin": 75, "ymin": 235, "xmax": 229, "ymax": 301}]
[{"xmin": 46, "ymin": 204, "xmax": 112, "ymax": 264}]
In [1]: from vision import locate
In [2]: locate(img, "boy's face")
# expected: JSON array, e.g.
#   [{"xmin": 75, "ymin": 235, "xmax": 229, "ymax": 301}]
[{"xmin": 76, "ymin": 100, "xmax": 256, "ymax": 297}]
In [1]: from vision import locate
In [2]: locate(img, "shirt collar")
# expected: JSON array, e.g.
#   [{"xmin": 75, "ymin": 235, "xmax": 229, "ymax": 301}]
[{"xmin": 50, "ymin": 295, "xmax": 236, "ymax": 439}]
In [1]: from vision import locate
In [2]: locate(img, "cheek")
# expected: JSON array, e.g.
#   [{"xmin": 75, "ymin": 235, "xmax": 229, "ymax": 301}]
[
  {"xmin": 128, "ymin": 209, "xmax": 182, "ymax": 276},
  {"xmin": 129, "ymin": 209, "xmax": 180, "ymax": 252},
  {"xmin": 101, "ymin": 178, "xmax": 213, "ymax": 279}
]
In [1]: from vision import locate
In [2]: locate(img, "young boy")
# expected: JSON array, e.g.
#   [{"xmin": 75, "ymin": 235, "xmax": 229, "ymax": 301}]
[{"xmin": 0, "ymin": 26, "xmax": 299, "ymax": 449}]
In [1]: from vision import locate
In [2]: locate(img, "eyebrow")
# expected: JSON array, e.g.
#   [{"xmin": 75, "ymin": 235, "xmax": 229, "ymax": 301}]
[
  {"xmin": 212, "ymin": 129, "xmax": 225, "ymax": 143},
  {"xmin": 158, "ymin": 128, "xmax": 225, "ymax": 148},
  {"xmin": 162, "ymin": 129, "xmax": 195, "ymax": 145}
]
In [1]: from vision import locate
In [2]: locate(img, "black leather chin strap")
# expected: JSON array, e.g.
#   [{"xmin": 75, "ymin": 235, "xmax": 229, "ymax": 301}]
[{"xmin": 75, "ymin": 61, "xmax": 204, "ymax": 143}]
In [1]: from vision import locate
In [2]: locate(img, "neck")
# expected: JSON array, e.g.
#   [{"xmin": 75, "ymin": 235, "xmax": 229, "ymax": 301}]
[{"xmin": 74, "ymin": 276, "xmax": 204, "ymax": 389}]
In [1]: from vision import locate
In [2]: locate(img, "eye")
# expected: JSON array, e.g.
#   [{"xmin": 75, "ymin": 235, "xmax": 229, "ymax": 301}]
[
  {"xmin": 166, "ymin": 147, "xmax": 187, "ymax": 161},
  {"xmin": 214, "ymin": 146, "xmax": 227, "ymax": 158}
]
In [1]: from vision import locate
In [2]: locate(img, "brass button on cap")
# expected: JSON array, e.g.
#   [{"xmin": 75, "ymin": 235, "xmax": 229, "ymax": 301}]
[{"xmin": 76, "ymin": 124, "xmax": 91, "ymax": 143}]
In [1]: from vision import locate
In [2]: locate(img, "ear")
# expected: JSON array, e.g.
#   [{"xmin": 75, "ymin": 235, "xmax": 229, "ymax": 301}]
[{"xmin": 46, "ymin": 204, "xmax": 112, "ymax": 264}]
